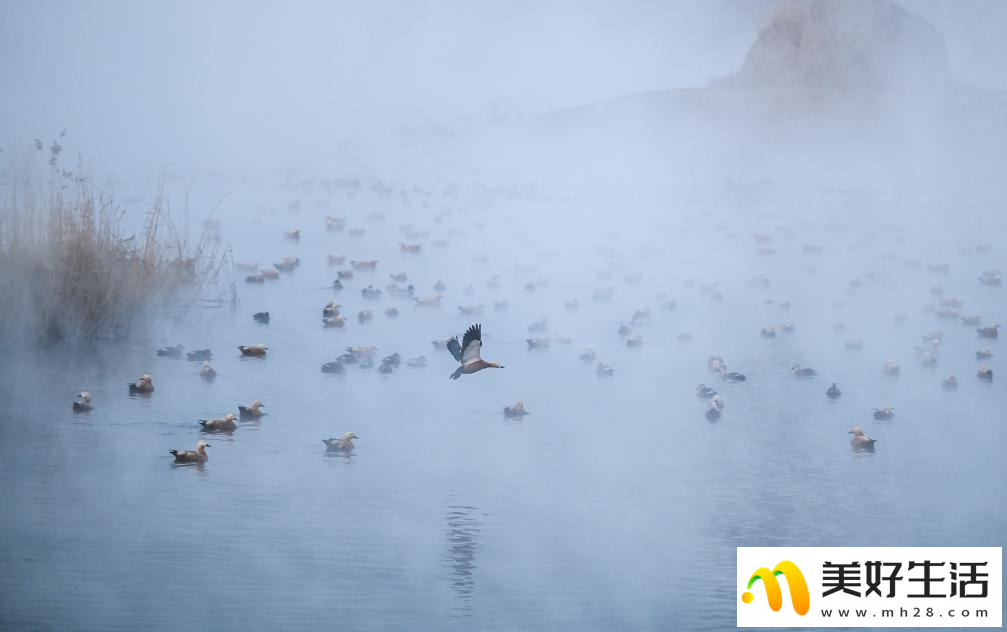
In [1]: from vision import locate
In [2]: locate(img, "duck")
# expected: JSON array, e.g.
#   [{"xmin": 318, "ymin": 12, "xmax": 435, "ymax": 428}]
[
  {"xmin": 260, "ymin": 269, "xmax": 280, "ymax": 280},
  {"xmin": 128, "ymin": 374, "xmax": 154, "ymax": 394},
  {"xmin": 284, "ymin": 229, "xmax": 300, "ymax": 241},
  {"xmin": 708, "ymin": 356, "xmax": 725, "ymax": 373},
  {"xmin": 942, "ymin": 376, "xmax": 959, "ymax": 391},
  {"xmin": 826, "ymin": 383, "xmax": 841, "ymax": 399},
  {"xmin": 327, "ymin": 254, "xmax": 346, "ymax": 266},
  {"xmin": 331, "ymin": 279, "xmax": 344, "ymax": 290},
  {"xmin": 873, "ymin": 406, "xmax": 895, "ymax": 420},
  {"xmin": 792, "ymin": 364, "xmax": 818, "ymax": 377},
  {"xmin": 848, "ymin": 426, "xmax": 876, "ymax": 450},
  {"xmin": 199, "ymin": 361, "xmax": 217, "ymax": 381},
  {"xmin": 977, "ymin": 367, "xmax": 993, "ymax": 382},
  {"xmin": 156, "ymin": 345, "xmax": 184, "ymax": 358},
  {"xmin": 274, "ymin": 256, "xmax": 300, "ymax": 272},
  {"xmin": 761, "ymin": 327, "xmax": 776, "ymax": 338},
  {"xmin": 780, "ymin": 323, "xmax": 795, "ymax": 333},
  {"xmin": 385, "ymin": 307, "xmax": 399, "ymax": 318},
  {"xmin": 493, "ymin": 300, "xmax": 509, "ymax": 311},
  {"xmin": 845, "ymin": 339, "xmax": 864, "ymax": 351},
  {"xmin": 458, "ymin": 305, "xmax": 484, "ymax": 316},
  {"xmin": 322, "ymin": 302, "xmax": 341, "ymax": 318},
  {"xmin": 527, "ymin": 337, "xmax": 550, "ymax": 350},
  {"xmin": 253, "ymin": 311, "xmax": 270, "ymax": 324},
  {"xmin": 246, "ymin": 273, "xmax": 265, "ymax": 284},
  {"xmin": 978, "ymin": 270, "xmax": 1002, "ymax": 286},
  {"xmin": 976, "ymin": 349, "xmax": 994, "ymax": 360},
  {"xmin": 696, "ymin": 384, "xmax": 717, "ymax": 400},
  {"xmin": 321, "ymin": 360, "xmax": 346, "ymax": 374},
  {"xmin": 361, "ymin": 286, "xmax": 382, "ymax": 300},
  {"xmin": 382, "ymin": 353, "xmax": 401, "ymax": 367},
  {"xmin": 337, "ymin": 269, "xmax": 354, "ymax": 280},
  {"xmin": 238, "ymin": 344, "xmax": 268, "ymax": 357},
  {"xmin": 170, "ymin": 440, "xmax": 211, "ymax": 463},
  {"xmin": 72, "ymin": 391, "xmax": 93, "ymax": 412},
  {"xmin": 961, "ymin": 314, "xmax": 981, "ymax": 326},
  {"xmin": 388, "ymin": 284, "xmax": 415, "ymax": 298},
  {"xmin": 351, "ymin": 260, "xmax": 378, "ymax": 271},
  {"xmin": 626, "ymin": 335, "xmax": 643, "ymax": 348},
  {"xmin": 323, "ymin": 315, "xmax": 346, "ymax": 328},
  {"xmin": 433, "ymin": 279, "xmax": 446, "ymax": 292},
  {"xmin": 977, "ymin": 324, "xmax": 1000, "ymax": 339},
  {"xmin": 238, "ymin": 400, "xmax": 265, "ymax": 419},
  {"xmin": 415, "ymin": 294, "xmax": 443, "ymax": 307},
  {"xmin": 322, "ymin": 432, "xmax": 358, "ymax": 452},
  {"xmin": 528, "ymin": 319, "xmax": 549, "ymax": 333},
  {"xmin": 347, "ymin": 345, "xmax": 378, "ymax": 359},
  {"xmin": 400, "ymin": 243, "xmax": 421, "ymax": 253},
  {"xmin": 358, "ymin": 310, "xmax": 374, "ymax": 324},
  {"xmin": 617, "ymin": 324, "xmax": 634, "ymax": 337},
  {"xmin": 199, "ymin": 414, "xmax": 237, "ymax": 432},
  {"xmin": 705, "ymin": 396, "xmax": 725, "ymax": 421},
  {"xmin": 919, "ymin": 351, "xmax": 937, "ymax": 367},
  {"xmin": 882, "ymin": 360, "xmax": 900, "ymax": 376},
  {"xmin": 407, "ymin": 356, "xmax": 427, "ymax": 368},
  {"xmin": 719, "ymin": 367, "xmax": 746, "ymax": 382},
  {"xmin": 389, "ymin": 272, "xmax": 408, "ymax": 282},
  {"xmin": 503, "ymin": 401, "xmax": 529, "ymax": 419},
  {"xmin": 447, "ymin": 324, "xmax": 505, "ymax": 379},
  {"xmin": 596, "ymin": 362, "xmax": 614, "ymax": 377},
  {"xmin": 187, "ymin": 349, "xmax": 212, "ymax": 362},
  {"xmin": 579, "ymin": 348, "xmax": 596, "ymax": 362}
]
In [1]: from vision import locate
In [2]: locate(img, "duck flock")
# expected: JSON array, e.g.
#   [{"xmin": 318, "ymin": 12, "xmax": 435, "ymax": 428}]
[{"xmin": 67, "ymin": 176, "xmax": 1002, "ymax": 467}]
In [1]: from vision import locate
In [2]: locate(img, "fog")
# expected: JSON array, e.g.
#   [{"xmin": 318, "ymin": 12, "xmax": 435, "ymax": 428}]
[{"xmin": 1, "ymin": 1, "xmax": 1006, "ymax": 630}]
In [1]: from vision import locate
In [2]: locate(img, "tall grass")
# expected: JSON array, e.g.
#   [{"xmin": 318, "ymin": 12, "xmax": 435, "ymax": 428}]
[{"xmin": 0, "ymin": 139, "xmax": 234, "ymax": 346}]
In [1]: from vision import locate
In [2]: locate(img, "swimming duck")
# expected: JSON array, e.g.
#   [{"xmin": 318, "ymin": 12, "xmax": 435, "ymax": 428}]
[
  {"xmin": 385, "ymin": 307, "xmax": 399, "ymax": 318},
  {"xmin": 284, "ymin": 229, "xmax": 300, "ymax": 241},
  {"xmin": 596, "ymin": 362, "xmax": 614, "ymax": 377},
  {"xmin": 826, "ymin": 383, "xmax": 841, "ymax": 399},
  {"xmin": 433, "ymin": 279, "xmax": 446, "ymax": 292},
  {"xmin": 976, "ymin": 349, "xmax": 994, "ymax": 360},
  {"xmin": 415, "ymin": 294, "xmax": 443, "ymax": 307},
  {"xmin": 845, "ymin": 339, "xmax": 864, "ymax": 351},
  {"xmin": 503, "ymin": 401, "xmax": 529, "ymax": 419},
  {"xmin": 978, "ymin": 270, "xmax": 1001, "ymax": 286},
  {"xmin": 961, "ymin": 314, "xmax": 981, "ymax": 326},
  {"xmin": 626, "ymin": 335, "xmax": 643, "ymax": 348},
  {"xmin": 246, "ymin": 274, "xmax": 265, "ymax": 284},
  {"xmin": 400, "ymin": 243, "xmax": 421, "ymax": 253},
  {"xmin": 170, "ymin": 440, "xmax": 210, "ymax": 463},
  {"xmin": 253, "ymin": 311, "xmax": 270, "ymax": 324},
  {"xmin": 718, "ymin": 366, "xmax": 746, "ymax": 382},
  {"xmin": 390, "ymin": 272, "xmax": 408, "ymax": 282},
  {"xmin": 527, "ymin": 337, "xmax": 550, "ymax": 350},
  {"xmin": 128, "ymin": 374, "xmax": 154, "ymax": 394},
  {"xmin": 322, "ymin": 302, "xmax": 341, "ymax": 318},
  {"xmin": 325, "ymin": 217, "xmax": 345, "ymax": 233},
  {"xmin": 361, "ymin": 286, "xmax": 382, "ymax": 300},
  {"xmin": 187, "ymin": 349, "xmax": 212, "ymax": 362},
  {"xmin": 696, "ymin": 384, "xmax": 717, "ymax": 400},
  {"xmin": 388, "ymin": 284, "xmax": 415, "ymax": 298},
  {"xmin": 528, "ymin": 319, "xmax": 549, "ymax": 334},
  {"xmin": 708, "ymin": 356, "xmax": 725, "ymax": 373},
  {"xmin": 200, "ymin": 361, "xmax": 217, "ymax": 381},
  {"xmin": 919, "ymin": 351, "xmax": 937, "ymax": 367},
  {"xmin": 321, "ymin": 360, "xmax": 346, "ymax": 374},
  {"xmin": 337, "ymin": 270, "xmax": 354, "ymax": 280},
  {"xmin": 849, "ymin": 426, "xmax": 876, "ymax": 450},
  {"xmin": 338, "ymin": 353, "xmax": 358, "ymax": 365},
  {"xmin": 157, "ymin": 345, "xmax": 184, "ymax": 358},
  {"xmin": 705, "ymin": 396, "xmax": 725, "ymax": 421},
  {"xmin": 238, "ymin": 400, "xmax": 265, "ymax": 419},
  {"xmin": 882, "ymin": 360, "xmax": 900, "ymax": 376},
  {"xmin": 580, "ymin": 348, "xmax": 596, "ymax": 362},
  {"xmin": 274, "ymin": 256, "xmax": 300, "ymax": 272},
  {"xmin": 347, "ymin": 346, "xmax": 378, "ymax": 359},
  {"xmin": 322, "ymin": 432, "xmax": 358, "ymax": 452},
  {"xmin": 761, "ymin": 327, "xmax": 776, "ymax": 338},
  {"xmin": 199, "ymin": 413, "xmax": 237, "ymax": 432},
  {"xmin": 977, "ymin": 367, "xmax": 993, "ymax": 382},
  {"xmin": 407, "ymin": 356, "xmax": 427, "ymax": 368},
  {"xmin": 235, "ymin": 262, "xmax": 259, "ymax": 272},
  {"xmin": 977, "ymin": 324, "xmax": 999, "ymax": 339},
  {"xmin": 72, "ymin": 392, "xmax": 93, "ymax": 412},
  {"xmin": 260, "ymin": 269, "xmax": 280, "ymax": 281},
  {"xmin": 238, "ymin": 344, "xmax": 268, "ymax": 357},
  {"xmin": 358, "ymin": 310, "xmax": 374, "ymax": 324},
  {"xmin": 873, "ymin": 406, "xmax": 895, "ymax": 420},
  {"xmin": 382, "ymin": 353, "xmax": 401, "ymax": 367},
  {"xmin": 942, "ymin": 376, "xmax": 958, "ymax": 391},
  {"xmin": 458, "ymin": 305, "xmax": 484, "ymax": 316},
  {"xmin": 323, "ymin": 315, "xmax": 346, "ymax": 328},
  {"xmin": 792, "ymin": 364, "xmax": 817, "ymax": 377},
  {"xmin": 447, "ymin": 324, "xmax": 504, "ymax": 380},
  {"xmin": 351, "ymin": 260, "xmax": 378, "ymax": 271},
  {"xmin": 331, "ymin": 279, "xmax": 344, "ymax": 290},
  {"xmin": 327, "ymin": 254, "xmax": 346, "ymax": 266},
  {"xmin": 617, "ymin": 324, "xmax": 633, "ymax": 337}
]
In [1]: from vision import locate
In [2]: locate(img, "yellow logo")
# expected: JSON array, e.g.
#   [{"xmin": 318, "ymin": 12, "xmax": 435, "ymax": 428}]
[{"xmin": 741, "ymin": 560, "xmax": 810, "ymax": 616}]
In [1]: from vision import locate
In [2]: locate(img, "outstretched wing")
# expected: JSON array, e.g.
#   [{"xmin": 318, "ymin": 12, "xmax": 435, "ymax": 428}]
[
  {"xmin": 461, "ymin": 323, "xmax": 482, "ymax": 363},
  {"xmin": 446, "ymin": 336, "xmax": 463, "ymax": 363}
]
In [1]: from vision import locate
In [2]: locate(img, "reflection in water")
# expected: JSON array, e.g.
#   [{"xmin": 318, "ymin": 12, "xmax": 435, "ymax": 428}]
[{"xmin": 444, "ymin": 505, "xmax": 481, "ymax": 616}]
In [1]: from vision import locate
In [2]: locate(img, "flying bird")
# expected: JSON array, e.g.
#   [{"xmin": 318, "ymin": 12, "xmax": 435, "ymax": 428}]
[{"xmin": 447, "ymin": 323, "xmax": 504, "ymax": 380}]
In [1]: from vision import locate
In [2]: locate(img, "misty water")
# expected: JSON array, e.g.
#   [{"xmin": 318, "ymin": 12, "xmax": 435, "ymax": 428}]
[{"xmin": 1, "ymin": 180, "xmax": 1004, "ymax": 630}]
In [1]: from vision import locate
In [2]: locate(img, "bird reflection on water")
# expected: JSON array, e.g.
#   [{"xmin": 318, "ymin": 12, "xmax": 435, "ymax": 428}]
[{"xmin": 444, "ymin": 505, "xmax": 481, "ymax": 616}]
